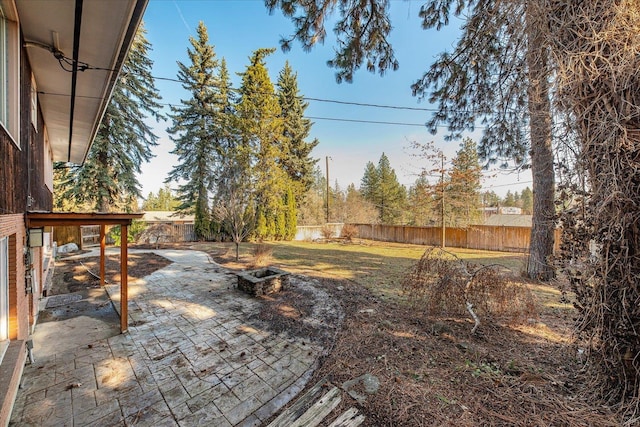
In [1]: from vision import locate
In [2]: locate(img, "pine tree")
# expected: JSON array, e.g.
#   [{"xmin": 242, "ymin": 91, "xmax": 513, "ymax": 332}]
[
  {"xmin": 504, "ymin": 191, "xmax": 516, "ymax": 207},
  {"xmin": 520, "ymin": 187, "xmax": 533, "ymax": 214},
  {"xmin": 360, "ymin": 153, "xmax": 406, "ymax": 224},
  {"xmin": 448, "ymin": 138, "xmax": 482, "ymax": 226},
  {"xmin": 360, "ymin": 161, "xmax": 380, "ymax": 204},
  {"xmin": 271, "ymin": 0, "xmax": 556, "ymax": 279},
  {"xmin": 236, "ymin": 48, "xmax": 287, "ymax": 240},
  {"xmin": 276, "ymin": 61, "xmax": 319, "ymax": 202},
  {"xmin": 481, "ymin": 191, "xmax": 501, "ymax": 208},
  {"xmin": 142, "ymin": 185, "xmax": 179, "ymax": 211},
  {"xmin": 407, "ymin": 173, "xmax": 434, "ymax": 226},
  {"xmin": 284, "ymin": 187, "xmax": 298, "ymax": 239},
  {"xmin": 267, "ymin": 0, "xmax": 397, "ymax": 83},
  {"xmin": 412, "ymin": 2, "xmax": 555, "ymax": 278},
  {"xmin": 166, "ymin": 22, "xmax": 220, "ymax": 239},
  {"xmin": 377, "ymin": 154, "xmax": 407, "ymax": 224},
  {"xmin": 60, "ymin": 23, "xmax": 162, "ymax": 212}
]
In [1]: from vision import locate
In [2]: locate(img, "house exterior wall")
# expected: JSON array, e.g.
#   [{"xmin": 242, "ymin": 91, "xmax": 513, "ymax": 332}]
[
  {"xmin": 0, "ymin": 35, "xmax": 50, "ymax": 427},
  {"xmin": 0, "ymin": 215, "xmax": 27, "ymax": 426}
]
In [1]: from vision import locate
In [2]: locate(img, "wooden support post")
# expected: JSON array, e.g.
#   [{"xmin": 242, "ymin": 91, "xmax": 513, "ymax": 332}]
[
  {"xmin": 100, "ymin": 225, "xmax": 106, "ymax": 286},
  {"xmin": 120, "ymin": 224, "xmax": 128, "ymax": 333}
]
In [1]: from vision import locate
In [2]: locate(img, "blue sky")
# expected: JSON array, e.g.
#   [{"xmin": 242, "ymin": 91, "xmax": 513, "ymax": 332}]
[{"xmin": 138, "ymin": 0, "xmax": 532, "ymax": 198}]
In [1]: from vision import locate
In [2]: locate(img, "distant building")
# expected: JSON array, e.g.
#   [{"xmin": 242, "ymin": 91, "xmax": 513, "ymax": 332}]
[
  {"xmin": 141, "ymin": 211, "xmax": 194, "ymax": 225},
  {"xmin": 484, "ymin": 214, "xmax": 532, "ymax": 227},
  {"xmin": 498, "ymin": 206, "xmax": 523, "ymax": 215}
]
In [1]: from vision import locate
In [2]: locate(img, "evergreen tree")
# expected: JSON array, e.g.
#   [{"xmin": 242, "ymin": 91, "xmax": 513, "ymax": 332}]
[
  {"xmin": 360, "ymin": 153, "xmax": 406, "ymax": 224},
  {"xmin": 360, "ymin": 161, "xmax": 380, "ymax": 203},
  {"xmin": 520, "ymin": 187, "xmax": 533, "ymax": 214},
  {"xmin": 60, "ymin": 23, "xmax": 162, "ymax": 212},
  {"xmin": 448, "ymin": 138, "xmax": 482, "ymax": 226},
  {"xmin": 481, "ymin": 191, "xmax": 501, "ymax": 208},
  {"xmin": 284, "ymin": 187, "xmax": 298, "ymax": 239},
  {"xmin": 377, "ymin": 154, "xmax": 407, "ymax": 224},
  {"xmin": 412, "ymin": 2, "xmax": 555, "ymax": 278},
  {"xmin": 407, "ymin": 173, "xmax": 434, "ymax": 226},
  {"xmin": 503, "ymin": 191, "xmax": 516, "ymax": 207},
  {"xmin": 210, "ymin": 58, "xmax": 244, "ymax": 237},
  {"xmin": 267, "ymin": 0, "xmax": 397, "ymax": 83},
  {"xmin": 142, "ymin": 185, "xmax": 180, "ymax": 211},
  {"xmin": 166, "ymin": 22, "xmax": 220, "ymax": 239},
  {"xmin": 236, "ymin": 48, "xmax": 286, "ymax": 240},
  {"xmin": 276, "ymin": 61, "xmax": 319, "ymax": 201},
  {"xmin": 271, "ymin": 0, "xmax": 556, "ymax": 279}
]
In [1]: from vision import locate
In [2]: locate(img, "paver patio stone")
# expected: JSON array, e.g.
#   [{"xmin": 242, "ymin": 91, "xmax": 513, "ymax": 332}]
[
  {"xmin": 224, "ymin": 396, "xmax": 264, "ymax": 425},
  {"xmin": 11, "ymin": 249, "xmax": 341, "ymax": 426},
  {"xmin": 83, "ymin": 408, "xmax": 124, "ymax": 427},
  {"xmin": 74, "ymin": 397, "xmax": 120, "ymax": 425}
]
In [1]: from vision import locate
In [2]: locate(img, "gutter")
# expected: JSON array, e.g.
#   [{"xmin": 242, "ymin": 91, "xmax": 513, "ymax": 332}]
[{"xmin": 66, "ymin": 0, "xmax": 83, "ymax": 162}]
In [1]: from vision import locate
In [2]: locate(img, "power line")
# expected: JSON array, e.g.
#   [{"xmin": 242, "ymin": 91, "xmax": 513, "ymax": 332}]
[
  {"xmin": 27, "ymin": 39, "xmax": 513, "ymax": 117},
  {"xmin": 38, "ymin": 90, "xmax": 476, "ymax": 129},
  {"xmin": 306, "ymin": 116, "xmax": 427, "ymax": 127}
]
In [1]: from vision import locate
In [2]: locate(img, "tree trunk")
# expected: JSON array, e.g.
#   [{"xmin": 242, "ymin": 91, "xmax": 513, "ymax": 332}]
[{"xmin": 526, "ymin": 3, "xmax": 555, "ymax": 280}]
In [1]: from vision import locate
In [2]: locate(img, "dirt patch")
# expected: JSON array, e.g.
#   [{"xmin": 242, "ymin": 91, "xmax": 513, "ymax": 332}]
[
  {"xmin": 42, "ymin": 251, "xmax": 172, "ymax": 325},
  {"xmin": 247, "ymin": 275, "xmax": 344, "ymax": 351},
  {"xmin": 51, "ymin": 252, "xmax": 173, "ymax": 294}
]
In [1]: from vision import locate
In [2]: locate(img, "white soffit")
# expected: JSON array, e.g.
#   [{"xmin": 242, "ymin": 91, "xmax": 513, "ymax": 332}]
[{"xmin": 16, "ymin": 0, "xmax": 147, "ymax": 163}]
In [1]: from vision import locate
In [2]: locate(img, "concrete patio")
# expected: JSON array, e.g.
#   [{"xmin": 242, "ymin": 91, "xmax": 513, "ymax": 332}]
[{"xmin": 9, "ymin": 249, "xmax": 333, "ymax": 426}]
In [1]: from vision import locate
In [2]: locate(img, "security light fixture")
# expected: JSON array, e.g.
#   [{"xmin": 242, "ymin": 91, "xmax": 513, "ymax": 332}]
[{"xmin": 28, "ymin": 228, "xmax": 44, "ymax": 247}]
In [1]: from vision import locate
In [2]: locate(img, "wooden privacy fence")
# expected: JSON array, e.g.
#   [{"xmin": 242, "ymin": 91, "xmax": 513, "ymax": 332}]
[
  {"xmin": 158, "ymin": 223, "xmax": 218, "ymax": 242},
  {"xmin": 59, "ymin": 222, "xmax": 560, "ymax": 253},
  {"xmin": 347, "ymin": 223, "xmax": 561, "ymax": 253}
]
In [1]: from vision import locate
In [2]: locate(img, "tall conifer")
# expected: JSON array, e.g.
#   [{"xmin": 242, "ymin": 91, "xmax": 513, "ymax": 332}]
[
  {"xmin": 360, "ymin": 154, "xmax": 406, "ymax": 224},
  {"xmin": 236, "ymin": 48, "xmax": 286, "ymax": 240},
  {"xmin": 60, "ymin": 23, "xmax": 162, "ymax": 212},
  {"xmin": 276, "ymin": 61, "xmax": 319, "ymax": 201},
  {"xmin": 448, "ymin": 138, "xmax": 482, "ymax": 227},
  {"xmin": 166, "ymin": 22, "xmax": 220, "ymax": 239}
]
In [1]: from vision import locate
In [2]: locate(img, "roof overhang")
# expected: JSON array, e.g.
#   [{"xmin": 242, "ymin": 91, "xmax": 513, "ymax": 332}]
[
  {"xmin": 16, "ymin": 0, "xmax": 148, "ymax": 164},
  {"xmin": 26, "ymin": 211, "xmax": 144, "ymax": 227}
]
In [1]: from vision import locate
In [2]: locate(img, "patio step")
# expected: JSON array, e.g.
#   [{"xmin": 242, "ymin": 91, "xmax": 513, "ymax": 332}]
[{"xmin": 267, "ymin": 378, "xmax": 365, "ymax": 427}]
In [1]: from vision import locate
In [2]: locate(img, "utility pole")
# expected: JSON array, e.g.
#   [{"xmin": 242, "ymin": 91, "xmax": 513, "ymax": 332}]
[
  {"xmin": 441, "ymin": 152, "xmax": 446, "ymax": 248},
  {"xmin": 325, "ymin": 156, "xmax": 330, "ymax": 223}
]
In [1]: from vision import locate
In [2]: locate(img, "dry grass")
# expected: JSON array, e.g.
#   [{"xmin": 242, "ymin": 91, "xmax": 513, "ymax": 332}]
[
  {"xmin": 252, "ymin": 243, "xmax": 273, "ymax": 267},
  {"xmin": 191, "ymin": 240, "xmax": 558, "ymax": 311}
]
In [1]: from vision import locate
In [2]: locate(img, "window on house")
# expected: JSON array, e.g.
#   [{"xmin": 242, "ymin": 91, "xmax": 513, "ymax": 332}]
[
  {"xmin": 0, "ymin": 236, "xmax": 9, "ymax": 361},
  {"xmin": 31, "ymin": 74, "xmax": 37, "ymax": 131},
  {"xmin": 44, "ymin": 128, "xmax": 53, "ymax": 191},
  {"xmin": 0, "ymin": 8, "xmax": 8, "ymax": 129},
  {"xmin": 0, "ymin": 3, "xmax": 19, "ymax": 146}
]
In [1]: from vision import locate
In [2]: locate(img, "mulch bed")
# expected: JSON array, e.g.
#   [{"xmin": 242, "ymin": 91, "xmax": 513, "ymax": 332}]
[{"xmin": 253, "ymin": 276, "xmax": 620, "ymax": 426}]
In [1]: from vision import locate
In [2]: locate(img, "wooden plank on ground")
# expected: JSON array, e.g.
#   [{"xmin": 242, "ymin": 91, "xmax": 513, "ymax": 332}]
[
  {"xmin": 328, "ymin": 408, "xmax": 365, "ymax": 427},
  {"xmin": 267, "ymin": 378, "xmax": 329, "ymax": 427},
  {"xmin": 290, "ymin": 387, "xmax": 342, "ymax": 427}
]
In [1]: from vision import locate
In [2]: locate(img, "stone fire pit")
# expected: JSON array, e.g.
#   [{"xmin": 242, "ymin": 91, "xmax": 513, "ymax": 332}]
[{"xmin": 236, "ymin": 267, "xmax": 290, "ymax": 296}]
